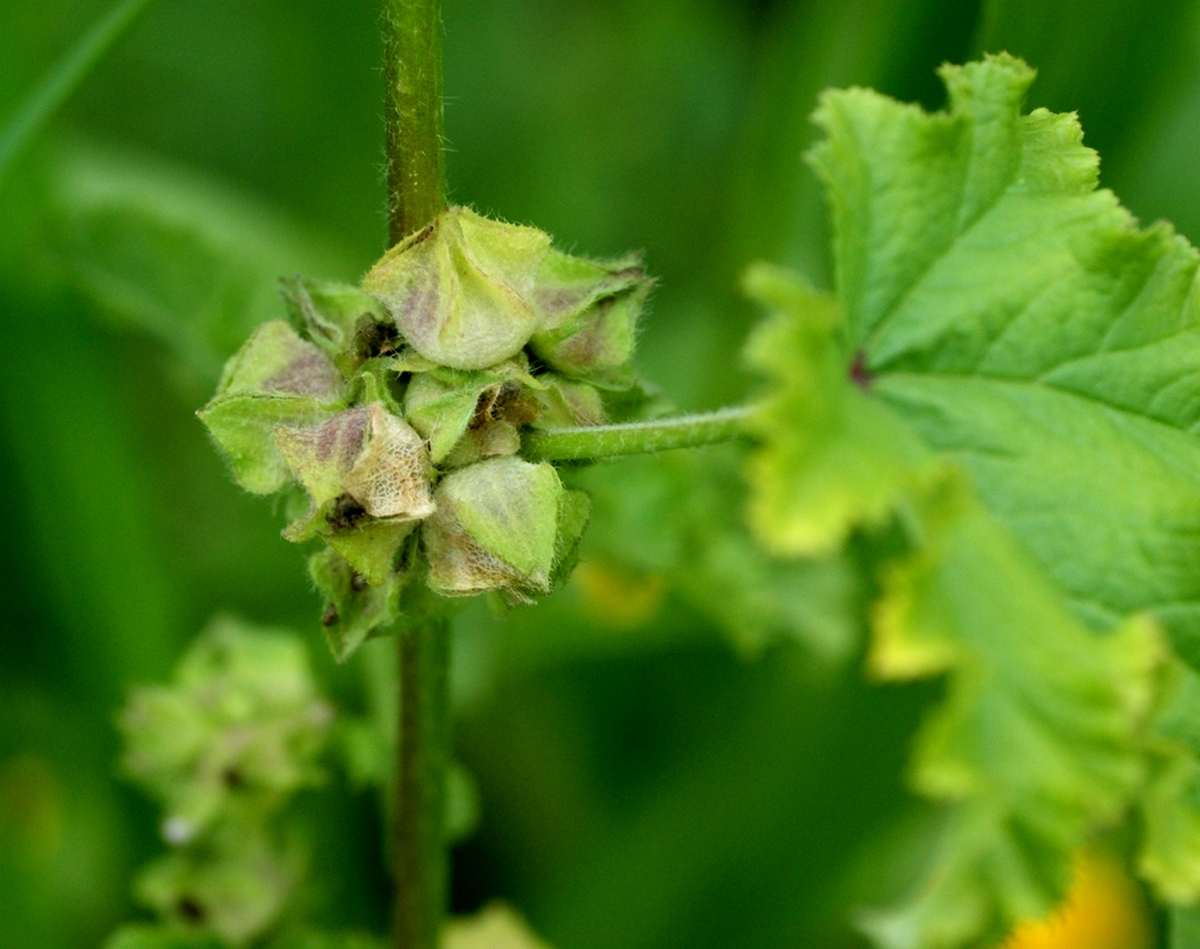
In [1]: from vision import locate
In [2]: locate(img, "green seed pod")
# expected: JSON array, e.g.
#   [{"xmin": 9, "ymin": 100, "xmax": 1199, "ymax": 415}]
[
  {"xmin": 529, "ymin": 250, "xmax": 653, "ymax": 378},
  {"xmin": 363, "ymin": 206, "xmax": 551, "ymax": 370},
  {"xmin": 424, "ymin": 457, "xmax": 563, "ymax": 598},
  {"xmin": 198, "ymin": 321, "xmax": 347, "ymax": 494}
]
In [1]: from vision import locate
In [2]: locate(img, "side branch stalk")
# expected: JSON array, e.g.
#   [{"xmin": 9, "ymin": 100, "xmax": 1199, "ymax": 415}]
[{"xmin": 522, "ymin": 406, "xmax": 754, "ymax": 462}]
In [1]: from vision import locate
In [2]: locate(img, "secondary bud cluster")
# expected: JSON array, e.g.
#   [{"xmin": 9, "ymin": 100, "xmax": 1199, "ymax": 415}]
[
  {"xmin": 200, "ymin": 206, "xmax": 653, "ymax": 658},
  {"xmin": 118, "ymin": 617, "xmax": 331, "ymax": 941}
]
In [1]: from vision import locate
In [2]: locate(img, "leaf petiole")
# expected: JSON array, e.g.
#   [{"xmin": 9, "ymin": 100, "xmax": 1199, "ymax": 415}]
[{"xmin": 522, "ymin": 405, "xmax": 754, "ymax": 462}]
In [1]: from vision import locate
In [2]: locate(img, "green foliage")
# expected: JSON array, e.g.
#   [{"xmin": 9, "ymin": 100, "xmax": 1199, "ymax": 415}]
[
  {"xmin": 745, "ymin": 52, "xmax": 1200, "ymax": 948},
  {"xmin": 12, "ymin": 3, "xmax": 1200, "ymax": 949},
  {"xmin": 51, "ymin": 144, "xmax": 353, "ymax": 382}
]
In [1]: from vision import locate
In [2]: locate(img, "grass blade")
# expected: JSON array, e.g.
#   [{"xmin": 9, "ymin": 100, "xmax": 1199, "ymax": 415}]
[{"xmin": 0, "ymin": 0, "xmax": 156, "ymax": 186}]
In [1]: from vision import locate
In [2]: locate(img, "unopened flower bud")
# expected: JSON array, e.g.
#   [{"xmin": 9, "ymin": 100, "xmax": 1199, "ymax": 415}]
[
  {"xmin": 309, "ymin": 548, "xmax": 404, "ymax": 661},
  {"xmin": 529, "ymin": 250, "xmax": 653, "ymax": 377},
  {"xmin": 198, "ymin": 321, "xmax": 347, "ymax": 494},
  {"xmin": 363, "ymin": 206, "xmax": 551, "ymax": 370},
  {"xmin": 403, "ymin": 372, "xmax": 485, "ymax": 464},
  {"xmin": 424, "ymin": 457, "xmax": 563, "ymax": 597},
  {"xmin": 532, "ymin": 375, "xmax": 606, "ymax": 428},
  {"xmin": 280, "ymin": 276, "xmax": 389, "ymax": 361}
]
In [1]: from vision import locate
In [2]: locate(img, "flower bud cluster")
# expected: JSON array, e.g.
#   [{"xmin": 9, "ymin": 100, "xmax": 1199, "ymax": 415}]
[
  {"xmin": 200, "ymin": 206, "xmax": 653, "ymax": 658},
  {"xmin": 118, "ymin": 617, "xmax": 332, "ymax": 942}
]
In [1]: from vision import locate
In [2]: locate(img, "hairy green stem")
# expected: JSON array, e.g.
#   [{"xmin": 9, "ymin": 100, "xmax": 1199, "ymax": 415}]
[
  {"xmin": 393, "ymin": 613, "xmax": 450, "ymax": 949},
  {"xmin": 382, "ymin": 2, "xmax": 449, "ymax": 947},
  {"xmin": 0, "ymin": 0, "xmax": 156, "ymax": 188},
  {"xmin": 523, "ymin": 406, "xmax": 755, "ymax": 462},
  {"xmin": 383, "ymin": 0, "xmax": 446, "ymax": 244}
]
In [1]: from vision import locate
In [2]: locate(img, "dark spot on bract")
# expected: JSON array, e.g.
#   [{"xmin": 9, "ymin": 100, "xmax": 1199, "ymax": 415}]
[
  {"xmin": 327, "ymin": 493, "xmax": 369, "ymax": 532},
  {"xmin": 354, "ymin": 317, "xmax": 401, "ymax": 360},
  {"xmin": 177, "ymin": 897, "xmax": 206, "ymax": 924},
  {"xmin": 322, "ymin": 603, "xmax": 339, "ymax": 627},
  {"xmin": 849, "ymin": 350, "xmax": 873, "ymax": 390},
  {"xmin": 351, "ymin": 572, "xmax": 368, "ymax": 592},
  {"xmin": 222, "ymin": 767, "xmax": 245, "ymax": 789}
]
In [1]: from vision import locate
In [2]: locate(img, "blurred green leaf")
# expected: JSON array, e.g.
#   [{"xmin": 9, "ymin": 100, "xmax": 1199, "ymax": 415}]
[
  {"xmin": 861, "ymin": 487, "xmax": 1156, "ymax": 949},
  {"xmin": 48, "ymin": 142, "xmax": 355, "ymax": 382},
  {"xmin": 575, "ymin": 445, "xmax": 864, "ymax": 663},
  {"xmin": 0, "ymin": 0, "xmax": 154, "ymax": 185},
  {"xmin": 1175, "ymin": 904, "xmax": 1200, "ymax": 949},
  {"xmin": 975, "ymin": 0, "xmax": 1200, "ymax": 178},
  {"xmin": 444, "ymin": 904, "xmax": 552, "ymax": 949},
  {"xmin": 741, "ymin": 264, "xmax": 934, "ymax": 559},
  {"xmin": 1139, "ymin": 660, "xmax": 1200, "ymax": 902},
  {"xmin": 743, "ymin": 53, "xmax": 1200, "ymax": 947},
  {"xmin": 104, "ymin": 926, "xmax": 227, "ymax": 949},
  {"xmin": 267, "ymin": 932, "xmax": 384, "ymax": 949}
]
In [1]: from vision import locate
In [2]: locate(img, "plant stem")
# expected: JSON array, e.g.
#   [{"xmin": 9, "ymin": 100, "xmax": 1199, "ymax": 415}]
[
  {"xmin": 393, "ymin": 612, "xmax": 450, "ymax": 949},
  {"xmin": 383, "ymin": 0, "xmax": 446, "ymax": 245},
  {"xmin": 522, "ymin": 405, "xmax": 754, "ymax": 462},
  {"xmin": 382, "ymin": 2, "xmax": 449, "ymax": 947}
]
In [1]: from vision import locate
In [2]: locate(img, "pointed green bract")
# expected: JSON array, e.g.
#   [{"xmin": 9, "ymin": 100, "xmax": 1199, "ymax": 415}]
[
  {"xmin": 275, "ymin": 406, "xmax": 371, "ymax": 508},
  {"xmin": 198, "ymin": 321, "xmax": 347, "ymax": 493},
  {"xmin": 308, "ymin": 548, "xmax": 405, "ymax": 662},
  {"xmin": 404, "ymin": 372, "xmax": 485, "ymax": 464},
  {"xmin": 363, "ymin": 206, "xmax": 550, "ymax": 370},
  {"xmin": 425, "ymin": 457, "xmax": 563, "ymax": 598},
  {"xmin": 531, "ymin": 375, "xmax": 606, "ymax": 429},
  {"xmin": 528, "ymin": 249, "xmax": 653, "ymax": 379},
  {"xmin": 279, "ymin": 275, "xmax": 389, "ymax": 364},
  {"xmin": 325, "ymin": 517, "xmax": 418, "ymax": 588}
]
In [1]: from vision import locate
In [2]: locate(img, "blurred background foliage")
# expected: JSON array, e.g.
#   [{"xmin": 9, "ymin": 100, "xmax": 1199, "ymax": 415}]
[{"xmin": 2, "ymin": 0, "xmax": 1199, "ymax": 946}]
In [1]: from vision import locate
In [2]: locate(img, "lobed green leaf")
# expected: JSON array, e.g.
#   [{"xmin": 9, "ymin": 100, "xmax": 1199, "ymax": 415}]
[{"xmin": 746, "ymin": 53, "xmax": 1200, "ymax": 947}]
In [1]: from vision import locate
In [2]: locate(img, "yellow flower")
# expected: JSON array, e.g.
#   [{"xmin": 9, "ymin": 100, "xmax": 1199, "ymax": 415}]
[{"xmin": 1002, "ymin": 850, "xmax": 1152, "ymax": 949}]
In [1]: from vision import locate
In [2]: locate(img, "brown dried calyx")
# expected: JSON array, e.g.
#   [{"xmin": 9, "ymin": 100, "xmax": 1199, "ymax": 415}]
[
  {"xmin": 342, "ymin": 403, "xmax": 435, "ymax": 519},
  {"xmin": 275, "ymin": 402, "xmax": 434, "ymax": 540}
]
